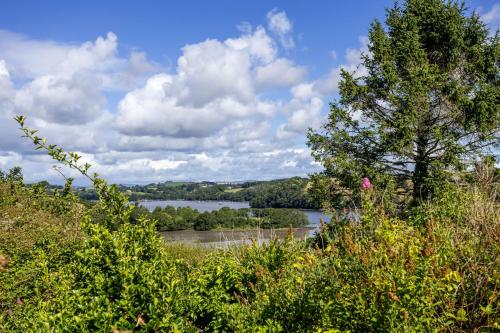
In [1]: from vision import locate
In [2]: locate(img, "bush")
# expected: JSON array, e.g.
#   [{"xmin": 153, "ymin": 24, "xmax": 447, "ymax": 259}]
[{"xmin": 1, "ymin": 118, "xmax": 498, "ymax": 332}]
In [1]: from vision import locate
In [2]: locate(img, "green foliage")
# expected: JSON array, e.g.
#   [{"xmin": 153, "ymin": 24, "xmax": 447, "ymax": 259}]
[
  {"xmin": 130, "ymin": 204, "xmax": 309, "ymax": 231},
  {"xmin": 2, "ymin": 3, "xmax": 498, "ymax": 330},
  {"xmin": 308, "ymin": 0, "xmax": 499, "ymax": 204},
  {"xmin": 193, "ymin": 211, "xmax": 217, "ymax": 231},
  {"xmin": 250, "ymin": 177, "xmax": 318, "ymax": 209},
  {"xmin": 15, "ymin": 115, "xmax": 134, "ymax": 230},
  {"xmin": 213, "ymin": 207, "xmax": 253, "ymax": 229},
  {"xmin": 30, "ymin": 220, "xmax": 195, "ymax": 332},
  {"xmin": 78, "ymin": 178, "xmax": 318, "ymax": 209},
  {"xmin": 253, "ymin": 208, "xmax": 309, "ymax": 229},
  {"xmin": 1, "ymin": 116, "xmax": 499, "ymax": 331}
]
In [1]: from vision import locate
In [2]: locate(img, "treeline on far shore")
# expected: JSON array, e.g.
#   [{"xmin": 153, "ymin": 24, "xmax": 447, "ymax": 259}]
[
  {"xmin": 126, "ymin": 205, "xmax": 309, "ymax": 231},
  {"xmin": 76, "ymin": 177, "xmax": 319, "ymax": 209}
]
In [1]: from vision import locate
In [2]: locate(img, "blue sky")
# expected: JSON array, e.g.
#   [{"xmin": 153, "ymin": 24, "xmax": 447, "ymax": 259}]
[
  {"xmin": 0, "ymin": 1, "xmax": 388, "ymax": 63},
  {"xmin": 0, "ymin": 1, "xmax": 498, "ymax": 184}
]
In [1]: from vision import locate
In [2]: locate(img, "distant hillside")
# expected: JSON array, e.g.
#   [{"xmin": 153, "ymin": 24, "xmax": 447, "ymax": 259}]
[{"xmin": 74, "ymin": 177, "xmax": 320, "ymax": 209}]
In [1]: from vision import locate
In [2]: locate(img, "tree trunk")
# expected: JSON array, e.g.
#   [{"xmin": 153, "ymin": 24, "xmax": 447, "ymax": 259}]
[
  {"xmin": 413, "ymin": 157, "xmax": 430, "ymax": 201},
  {"xmin": 413, "ymin": 123, "xmax": 431, "ymax": 201}
]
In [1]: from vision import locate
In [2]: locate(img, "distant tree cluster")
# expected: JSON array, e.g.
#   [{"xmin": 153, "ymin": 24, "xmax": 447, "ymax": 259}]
[
  {"xmin": 125, "ymin": 182, "xmax": 255, "ymax": 202},
  {"xmin": 128, "ymin": 205, "xmax": 309, "ymax": 231},
  {"xmin": 74, "ymin": 177, "xmax": 321, "ymax": 209},
  {"xmin": 249, "ymin": 177, "xmax": 318, "ymax": 209}
]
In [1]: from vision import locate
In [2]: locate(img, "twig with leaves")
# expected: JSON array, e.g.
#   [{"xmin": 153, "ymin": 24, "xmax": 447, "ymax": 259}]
[{"xmin": 15, "ymin": 115, "xmax": 133, "ymax": 229}]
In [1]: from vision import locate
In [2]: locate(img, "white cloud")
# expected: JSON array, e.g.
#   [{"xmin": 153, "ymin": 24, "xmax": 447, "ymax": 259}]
[
  {"xmin": 193, "ymin": 152, "xmax": 225, "ymax": 171},
  {"xmin": 0, "ymin": 31, "xmax": 160, "ymax": 127},
  {"xmin": 29, "ymin": 113, "xmax": 114, "ymax": 153},
  {"xmin": 0, "ymin": 30, "xmax": 158, "ymax": 90},
  {"xmin": 177, "ymin": 38, "xmax": 255, "ymax": 106},
  {"xmin": 14, "ymin": 72, "xmax": 106, "ymax": 124},
  {"xmin": 0, "ymin": 60, "xmax": 14, "ymax": 103},
  {"xmin": 267, "ymin": 9, "xmax": 295, "ymax": 49},
  {"xmin": 115, "ymin": 27, "xmax": 285, "ymax": 139},
  {"xmin": 111, "ymin": 158, "xmax": 187, "ymax": 171},
  {"xmin": 255, "ymin": 58, "xmax": 306, "ymax": 88},
  {"xmin": 0, "ymin": 151, "xmax": 22, "ymax": 169},
  {"xmin": 0, "ymin": 31, "xmax": 119, "ymax": 81},
  {"xmin": 106, "ymin": 51, "xmax": 161, "ymax": 90},
  {"xmin": 149, "ymin": 159, "xmax": 187, "ymax": 170},
  {"xmin": 276, "ymin": 94, "xmax": 324, "ymax": 140},
  {"xmin": 115, "ymin": 73, "xmax": 277, "ymax": 138},
  {"xmin": 225, "ymin": 26, "xmax": 277, "ymax": 64},
  {"xmin": 286, "ymin": 97, "xmax": 324, "ymax": 131},
  {"xmin": 218, "ymin": 120, "xmax": 271, "ymax": 143},
  {"xmin": 274, "ymin": 82, "xmax": 325, "ymax": 141},
  {"xmin": 0, "ymin": 17, "xmax": 374, "ymax": 183},
  {"xmin": 267, "ymin": 9, "xmax": 292, "ymax": 35},
  {"xmin": 482, "ymin": 3, "xmax": 500, "ymax": 25},
  {"xmin": 109, "ymin": 135, "xmax": 204, "ymax": 153},
  {"xmin": 281, "ymin": 159, "xmax": 298, "ymax": 168},
  {"xmin": 58, "ymin": 32, "xmax": 118, "ymax": 77},
  {"xmin": 0, "ymin": 29, "xmax": 72, "ymax": 78}
]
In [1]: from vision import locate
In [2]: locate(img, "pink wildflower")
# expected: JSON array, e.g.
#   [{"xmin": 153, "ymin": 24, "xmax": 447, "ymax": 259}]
[
  {"xmin": 16, "ymin": 298, "xmax": 22, "ymax": 305},
  {"xmin": 6, "ymin": 308, "xmax": 13, "ymax": 316},
  {"xmin": 361, "ymin": 177, "xmax": 372, "ymax": 190}
]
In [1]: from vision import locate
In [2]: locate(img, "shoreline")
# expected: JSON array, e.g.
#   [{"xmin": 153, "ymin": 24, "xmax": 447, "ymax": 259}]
[
  {"xmin": 137, "ymin": 198, "xmax": 320, "ymax": 210},
  {"xmin": 159, "ymin": 226, "xmax": 317, "ymax": 245}
]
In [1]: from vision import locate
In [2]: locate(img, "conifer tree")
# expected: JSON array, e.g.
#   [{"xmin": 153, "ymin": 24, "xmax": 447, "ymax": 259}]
[{"xmin": 308, "ymin": 0, "xmax": 499, "ymax": 201}]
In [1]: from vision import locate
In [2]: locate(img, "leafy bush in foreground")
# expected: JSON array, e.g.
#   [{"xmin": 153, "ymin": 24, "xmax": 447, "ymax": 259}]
[
  {"xmin": 0, "ymin": 117, "xmax": 498, "ymax": 332},
  {"xmin": 2, "ymin": 170, "xmax": 498, "ymax": 331}
]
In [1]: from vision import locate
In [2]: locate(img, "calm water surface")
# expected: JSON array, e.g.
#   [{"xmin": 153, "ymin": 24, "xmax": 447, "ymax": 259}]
[
  {"xmin": 139, "ymin": 200, "xmax": 330, "ymax": 246},
  {"xmin": 140, "ymin": 200, "xmax": 250, "ymax": 212}
]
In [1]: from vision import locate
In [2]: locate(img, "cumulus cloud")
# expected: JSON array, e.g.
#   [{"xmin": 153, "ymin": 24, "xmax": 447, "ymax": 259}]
[
  {"xmin": 0, "ymin": 60, "xmax": 14, "ymax": 104},
  {"xmin": 0, "ymin": 30, "xmax": 158, "ymax": 90},
  {"xmin": 267, "ymin": 9, "xmax": 295, "ymax": 49},
  {"xmin": 225, "ymin": 26, "xmax": 277, "ymax": 64},
  {"xmin": 0, "ymin": 31, "xmax": 119, "ymax": 81},
  {"xmin": 0, "ymin": 151, "xmax": 22, "ymax": 169},
  {"xmin": 115, "ymin": 25, "xmax": 303, "ymax": 139},
  {"xmin": 0, "ymin": 31, "xmax": 160, "ymax": 126},
  {"xmin": 8, "ymin": 32, "xmax": 115, "ymax": 124},
  {"xmin": 14, "ymin": 72, "xmax": 106, "ymax": 124},
  {"xmin": 275, "ymin": 83, "xmax": 324, "ymax": 140},
  {"xmin": 108, "ymin": 51, "xmax": 161, "ymax": 90},
  {"xmin": 177, "ymin": 38, "xmax": 255, "ymax": 106},
  {"xmin": 115, "ymin": 73, "xmax": 277, "ymax": 138},
  {"xmin": 29, "ymin": 113, "xmax": 114, "ymax": 153},
  {"xmin": 0, "ymin": 11, "xmax": 374, "ymax": 183},
  {"xmin": 0, "ymin": 29, "xmax": 72, "ymax": 78},
  {"xmin": 254, "ymin": 58, "xmax": 306, "ymax": 88}
]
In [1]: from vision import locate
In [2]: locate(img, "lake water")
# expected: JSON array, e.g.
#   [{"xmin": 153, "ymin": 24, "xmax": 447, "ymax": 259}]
[
  {"xmin": 140, "ymin": 200, "xmax": 250, "ymax": 212},
  {"xmin": 139, "ymin": 200, "xmax": 330, "ymax": 246}
]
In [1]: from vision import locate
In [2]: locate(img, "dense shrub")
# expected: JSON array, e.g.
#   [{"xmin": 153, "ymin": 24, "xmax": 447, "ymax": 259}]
[
  {"xmin": 2, "ymin": 172, "xmax": 498, "ymax": 332},
  {"xmin": 1, "ymin": 118, "xmax": 498, "ymax": 331}
]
